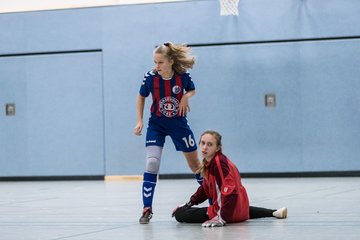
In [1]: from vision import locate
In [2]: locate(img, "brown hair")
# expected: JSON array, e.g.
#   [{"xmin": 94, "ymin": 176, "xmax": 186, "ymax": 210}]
[
  {"xmin": 154, "ymin": 42, "xmax": 195, "ymax": 74},
  {"xmin": 198, "ymin": 130, "xmax": 222, "ymax": 178}
]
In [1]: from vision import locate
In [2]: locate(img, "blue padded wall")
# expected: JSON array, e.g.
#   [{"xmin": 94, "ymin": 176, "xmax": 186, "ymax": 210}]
[
  {"xmin": 0, "ymin": 52, "xmax": 105, "ymax": 176},
  {"xmin": 0, "ymin": 0, "xmax": 360, "ymax": 176}
]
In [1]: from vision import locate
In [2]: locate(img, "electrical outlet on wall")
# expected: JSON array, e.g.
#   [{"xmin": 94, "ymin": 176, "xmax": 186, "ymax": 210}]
[
  {"xmin": 5, "ymin": 103, "xmax": 16, "ymax": 116},
  {"xmin": 265, "ymin": 94, "xmax": 276, "ymax": 107}
]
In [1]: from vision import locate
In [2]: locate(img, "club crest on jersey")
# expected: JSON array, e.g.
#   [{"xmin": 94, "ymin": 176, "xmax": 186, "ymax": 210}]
[
  {"xmin": 172, "ymin": 85, "xmax": 181, "ymax": 94},
  {"xmin": 159, "ymin": 97, "xmax": 179, "ymax": 117}
]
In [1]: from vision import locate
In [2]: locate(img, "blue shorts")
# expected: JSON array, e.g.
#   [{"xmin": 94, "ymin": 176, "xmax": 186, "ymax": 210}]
[{"xmin": 145, "ymin": 116, "xmax": 197, "ymax": 152}]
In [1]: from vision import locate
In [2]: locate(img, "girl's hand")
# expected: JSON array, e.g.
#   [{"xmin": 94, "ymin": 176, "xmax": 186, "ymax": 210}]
[
  {"xmin": 179, "ymin": 95, "xmax": 190, "ymax": 117},
  {"xmin": 134, "ymin": 121, "xmax": 143, "ymax": 136},
  {"xmin": 201, "ymin": 216, "xmax": 226, "ymax": 227},
  {"xmin": 171, "ymin": 201, "xmax": 192, "ymax": 217}
]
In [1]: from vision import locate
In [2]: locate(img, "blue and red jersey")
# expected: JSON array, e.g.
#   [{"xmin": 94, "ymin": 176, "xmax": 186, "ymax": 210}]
[{"xmin": 139, "ymin": 70, "xmax": 195, "ymax": 118}]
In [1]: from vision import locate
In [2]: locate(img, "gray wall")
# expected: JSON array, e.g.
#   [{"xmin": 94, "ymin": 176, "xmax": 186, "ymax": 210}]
[{"xmin": 1, "ymin": 0, "xmax": 360, "ymax": 177}]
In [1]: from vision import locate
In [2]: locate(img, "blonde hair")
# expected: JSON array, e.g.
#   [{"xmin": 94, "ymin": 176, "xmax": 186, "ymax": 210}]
[
  {"xmin": 154, "ymin": 42, "xmax": 195, "ymax": 74},
  {"xmin": 198, "ymin": 130, "xmax": 222, "ymax": 178}
]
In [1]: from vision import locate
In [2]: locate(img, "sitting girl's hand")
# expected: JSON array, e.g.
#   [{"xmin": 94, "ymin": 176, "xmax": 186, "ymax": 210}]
[{"xmin": 202, "ymin": 216, "xmax": 226, "ymax": 227}]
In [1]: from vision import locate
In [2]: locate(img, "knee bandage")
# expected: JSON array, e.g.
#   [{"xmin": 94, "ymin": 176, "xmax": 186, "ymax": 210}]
[{"xmin": 145, "ymin": 146, "xmax": 162, "ymax": 174}]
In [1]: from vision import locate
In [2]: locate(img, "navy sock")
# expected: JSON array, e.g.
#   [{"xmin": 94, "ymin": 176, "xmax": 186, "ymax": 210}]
[
  {"xmin": 142, "ymin": 172, "xmax": 157, "ymax": 208},
  {"xmin": 195, "ymin": 173, "xmax": 203, "ymax": 185}
]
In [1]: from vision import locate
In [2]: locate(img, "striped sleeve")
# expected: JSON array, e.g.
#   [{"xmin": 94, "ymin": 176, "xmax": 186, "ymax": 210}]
[
  {"xmin": 139, "ymin": 71, "xmax": 152, "ymax": 97},
  {"xmin": 190, "ymin": 184, "xmax": 208, "ymax": 206},
  {"xmin": 214, "ymin": 155, "xmax": 238, "ymax": 222},
  {"xmin": 183, "ymin": 72, "xmax": 195, "ymax": 91}
]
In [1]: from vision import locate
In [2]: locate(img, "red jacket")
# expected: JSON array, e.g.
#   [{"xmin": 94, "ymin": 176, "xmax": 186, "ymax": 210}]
[{"xmin": 190, "ymin": 152, "xmax": 250, "ymax": 223}]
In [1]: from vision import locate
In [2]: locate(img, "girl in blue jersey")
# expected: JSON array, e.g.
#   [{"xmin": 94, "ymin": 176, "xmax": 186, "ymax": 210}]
[{"xmin": 134, "ymin": 42, "xmax": 202, "ymax": 224}]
